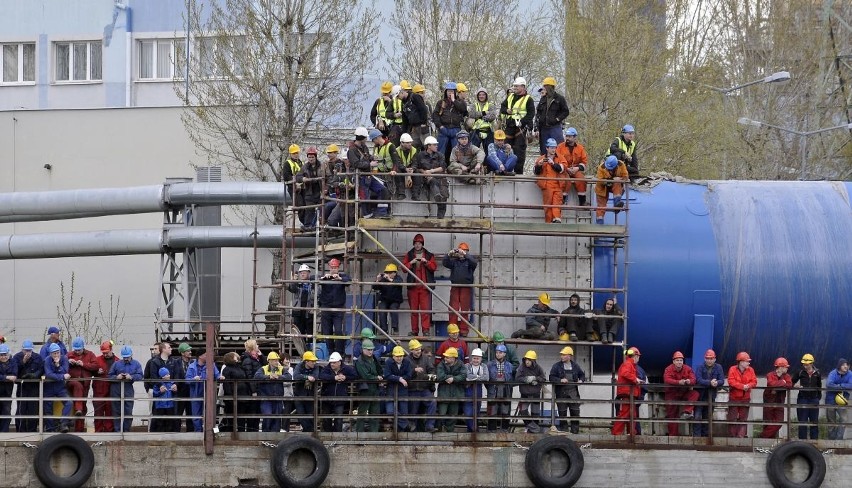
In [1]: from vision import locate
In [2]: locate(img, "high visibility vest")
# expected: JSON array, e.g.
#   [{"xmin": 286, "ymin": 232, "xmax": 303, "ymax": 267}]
[
  {"xmin": 398, "ymin": 147, "xmax": 418, "ymax": 168},
  {"xmin": 607, "ymin": 138, "xmax": 636, "ymax": 159},
  {"xmin": 286, "ymin": 158, "xmax": 302, "ymax": 179},
  {"xmin": 378, "ymin": 98, "xmax": 404, "ymax": 125},
  {"xmin": 392, "ymin": 98, "xmax": 403, "ymax": 123},
  {"xmin": 261, "ymin": 364, "xmax": 284, "ymax": 376},
  {"xmin": 501, "ymin": 94, "xmax": 530, "ymax": 125},
  {"xmin": 471, "ymin": 101, "xmax": 492, "ymax": 131},
  {"xmin": 375, "ymin": 142, "xmax": 396, "ymax": 172}
]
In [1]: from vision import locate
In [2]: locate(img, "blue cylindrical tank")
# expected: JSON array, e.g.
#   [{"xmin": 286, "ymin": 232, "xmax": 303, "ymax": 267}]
[{"xmin": 595, "ymin": 181, "xmax": 852, "ymax": 373}]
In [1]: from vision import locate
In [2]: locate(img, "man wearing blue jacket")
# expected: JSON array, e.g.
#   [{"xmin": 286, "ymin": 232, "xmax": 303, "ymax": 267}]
[
  {"xmin": 109, "ymin": 346, "xmax": 143, "ymax": 432},
  {"xmin": 693, "ymin": 349, "xmax": 726, "ymax": 437},
  {"xmin": 186, "ymin": 353, "xmax": 221, "ymax": 432},
  {"xmin": 384, "ymin": 346, "xmax": 413, "ymax": 432},
  {"xmin": 292, "ymin": 351, "xmax": 320, "ymax": 432},
  {"xmin": 13, "ymin": 340, "xmax": 43, "ymax": 432},
  {"xmin": 826, "ymin": 358, "xmax": 851, "ymax": 440},
  {"xmin": 442, "ymin": 242, "xmax": 478, "ymax": 336},
  {"xmin": 39, "ymin": 326, "xmax": 68, "ymax": 359},
  {"xmin": 319, "ymin": 352, "xmax": 356, "ymax": 432},
  {"xmin": 549, "ymin": 346, "xmax": 586, "ymax": 433},
  {"xmin": 0, "ymin": 344, "xmax": 19, "ymax": 432},
  {"xmin": 318, "ymin": 258, "xmax": 351, "ymax": 356},
  {"xmin": 43, "ymin": 343, "xmax": 73, "ymax": 432},
  {"xmin": 254, "ymin": 351, "xmax": 292, "ymax": 432}
]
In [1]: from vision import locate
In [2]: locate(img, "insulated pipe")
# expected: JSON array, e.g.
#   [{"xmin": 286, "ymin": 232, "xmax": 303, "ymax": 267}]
[
  {"xmin": 0, "ymin": 183, "xmax": 288, "ymax": 223},
  {"xmin": 0, "ymin": 226, "xmax": 313, "ymax": 259}
]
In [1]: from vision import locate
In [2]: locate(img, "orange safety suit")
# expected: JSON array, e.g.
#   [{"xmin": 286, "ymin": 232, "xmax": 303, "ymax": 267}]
[
  {"xmin": 594, "ymin": 161, "xmax": 629, "ymax": 219},
  {"xmin": 612, "ymin": 357, "xmax": 641, "ymax": 435},
  {"xmin": 663, "ymin": 363, "xmax": 700, "ymax": 436},
  {"xmin": 534, "ymin": 154, "xmax": 566, "ymax": 223},
  {"xmin": 726, "ymin": 364, "xmax": 758, "ymax": 438},
  {"xmin": 556, "ymin": 142, "xmax": 588, "ymax": 195}
]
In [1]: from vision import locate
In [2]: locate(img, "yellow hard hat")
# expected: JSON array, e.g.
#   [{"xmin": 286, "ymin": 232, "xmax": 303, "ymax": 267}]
[
  {"xmin": 326, "ymin": 144, "xmax": 339, "ymax": 154},
  {"xmin": 384, "ymin": 263, "xmax": 398, "ymax": 273},
  {"xmin": 836, "ymin": 393, "xmax": 848, "ymax": 406},
  {"xmin": 443, "ymin": 347, "xmax": 459, "ymax": 358},
  {"xmin": 302, "ymin": 351, "xmax": 318, "ymax": 361},
  {"xmin": 543, "ymin": 76, "xmax": 556, "ymax": 86},
  {"xmin": 399, "ymin": 80, "xmax": 412, "ymax": 90},
  {"xmin": 412, "ymin": 84, "xmax": 425, "ymax": 94},
  {"xmin": 447, "ymin": 324, "xmax": 460, "ymax": 334},
  {"xmin": 267, "ymin": 351, "xmax": 280, "ymax": 360},
  {"xmin": 801, "ymin": 353, "xmax": 815, "ymax": 364},
  {"xmin": 289, "ymin": 144, "xmax": 300, "ymax": 154},
  {"xmin": 538, "ymin": 293, "xmax": 551, "ymax": 306},
  {"xmin": 392, "ymin": 346, "xmax": 406, "ymax": 357},
  {"xmin": 560, "ymin": 346, "xmax": 574, "ymax": 356},
  {"xmin": 494, "ymin": 129, "xmax": 506, "ymax": 140},
  {"xmin": 456, "ymin": 82, "xmax": 468, "ymax": 92},
  {"xmin": 559, "ymin": 332, "xmax": 570, "ymax": 341},
  {"xmin": 408, "ymin": 339, "xmax": 422, "ymax": 350},
  {"xmin": 381, "ymin": 81, "xmax": 393, "ymax": 94},
  {"xmin": 524, "ymin": 350, "xmax": 538, "ymax": 360}
]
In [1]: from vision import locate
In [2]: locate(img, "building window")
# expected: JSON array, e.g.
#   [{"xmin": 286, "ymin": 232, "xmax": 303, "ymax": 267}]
[
  {"xmin": 139, "ymin": 39, "xmax": 184, "ymax": 80},
  {"xmin": 2, "ymin": 43, "xmax": 36, "ymax": 84},
  {"xmin": 55, "ymin": 41, "xmax": 102, "ymax": 82},
  {"xmin": 196, "ymin": 35, "xmax": 245, "ymax": 79}
]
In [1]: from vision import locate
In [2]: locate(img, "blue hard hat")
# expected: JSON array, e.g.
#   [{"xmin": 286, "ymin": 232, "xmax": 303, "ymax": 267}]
[
  {"xmin": 0, "ymin": 344, "xmax": 10, "ymax": 354},
  {"xmin": 48, "ymin": 326, "xmax": 60, "ymax": 334},
  {"xmin": 48, "ymin": 343, "xmax": 61, "ymax": 354},
  {"xmin": 22, "ymin": 339, "xmax": 34, "ymax": 350},
  {"xmin": 496, "ymin": 345, "xmax": 507, "ymax": 353},
  {"xmin": 368, "ymin": 128, "xmax": 383, "ymax": 140},
  {"xmin": 444, "ymin": 81, "xmax": 457, "ymax": 90},
  {"xmin": 120, "ymin": 345, "xmax": 133, "ymax": 358},
  {"xmin": 158, "ymin": 367, "xmax": 171, "ymax": 378},
  {"xmin": 72, "ymin": 336, "xmax": 85, "ymax": 350},
  {"xmin": 622, "ymin": 124, "xmax": 635, "ymax": 133},
  {"xmin": 565, "ymin": 127, "xmax": 578, "ymax": 136},
  {"xmin": 605, "ymin": 155, "xmax": 619, "ymax": 170},
  {"xmin": 545, "ymin": 138, "xmax": 558, "ymax": 148}
]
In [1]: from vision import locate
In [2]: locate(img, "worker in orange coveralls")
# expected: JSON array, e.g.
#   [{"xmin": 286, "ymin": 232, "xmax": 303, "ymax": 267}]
[
  {"xmin": 534, "ymin": 138, "xmax": 566, "ymax": 223},
  {"xmin": 663, "ymin": 351, "xmax": 700, "ymax": 436},
  {"xmin": 612, "ymin": 347, "xmax": 642, "ymax": 435},
  {"xmin": 759, "ymin": 357, "xmax": 792, "ymax": 438},
  {"xmin": 727, "ymin": 351, "xmax": 758, "ymax": 438}
]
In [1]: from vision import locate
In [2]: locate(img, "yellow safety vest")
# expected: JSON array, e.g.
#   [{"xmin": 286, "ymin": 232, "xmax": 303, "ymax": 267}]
[
  {"xmin": 286, "ymin": 158, "xmax": 302, "ymax": 177},
  {"xmin": 607, "ymin": 138, "xmax": 636, "ymax": 159},
  {"xmin": 398, "ymin": 147, "xmax": 418, "ymax": 168},
  {"xmin": 375, "ymin": 142, "xmax": 396, "ymax": 172},
  {"xmin": 501, "ymin": 94, "xmax": 529, "ymax": 125},
  {"xmin": 261, "ymin": 365, "xmax": 284, "ymax": 376},
  {"xmin": 377, "ymin": 98, "xmax": 404, "ymax": 125},
  {"xmin": 471, "ymin": 101, "xmax": 492, "ymax": 131}
]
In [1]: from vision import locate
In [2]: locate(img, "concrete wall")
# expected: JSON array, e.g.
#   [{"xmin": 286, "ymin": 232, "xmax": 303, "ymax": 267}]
[{"xmin": 3, "ymin": 438, "xmax": 850, "ymax": 487}]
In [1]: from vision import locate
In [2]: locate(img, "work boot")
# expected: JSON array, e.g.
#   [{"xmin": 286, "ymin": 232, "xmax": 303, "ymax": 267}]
[
  {"xmin": 569, "ymin": 333, "xmax": 579, "ymax": 341},
  {"xmin": 602, "ymin": 333, "xmax": 611, "ymax": 344},
  {"xmin": 596, "ymin": 218, "xmax": 604, "ymax": 225}
]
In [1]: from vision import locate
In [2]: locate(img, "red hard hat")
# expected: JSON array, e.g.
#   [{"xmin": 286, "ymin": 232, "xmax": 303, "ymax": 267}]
[
  {"xmin": 413, "ymin": 233, "xmax": 425, "ymax": 244},
  {"xmin": 458, "ymin": 242, "xmax": 470, "ymax": 251},
  {"xmin": 307, "ymin": 146, "xmax": 318, "ymax": 155},
  {"xmin": 736, "ymin": 351, "xmax": 751, "ymax": 362},
  {"xmin": 100, "ymin": 340, "xmax": 113, "ymax": 352},
  {"xmin": 704, "ymin": 349, "xmax": 716, "ymax": 359},
  {"xmin": 328, "ymin": 258, "xmax": 341, "ymax": 267},
  {"xmin": 774, "ymin": 357, "xmax": 789, "ymax": 368},
  {"xmin": 672, "ymin": 351, "xmax": 684, "ymax": 360}
]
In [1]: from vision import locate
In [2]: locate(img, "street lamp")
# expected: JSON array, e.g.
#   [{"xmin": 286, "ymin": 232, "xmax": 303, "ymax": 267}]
[
  {"xmin": 737, "ymin": 117, "xmax": 852, "ymax": 179},
  {"xmin": 668, "ymin": 70, "xmax": 791, "ymax": 95}
]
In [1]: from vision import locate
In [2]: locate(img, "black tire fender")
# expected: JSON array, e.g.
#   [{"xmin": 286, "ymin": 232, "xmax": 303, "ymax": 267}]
[
  {"xmin": 33, "ymin": 434, "xmax": 95, "ymax": 488},
  {"xmin": 524, "ymin": 436, "xmax": 584, "ymax": 488},
  {"xmin": 270, "ymin": 436, "xmax": 330, "ymax": 488},
  {"xmin": 766, "ymin": 441, "xmax": 826, "ymax": 488}
]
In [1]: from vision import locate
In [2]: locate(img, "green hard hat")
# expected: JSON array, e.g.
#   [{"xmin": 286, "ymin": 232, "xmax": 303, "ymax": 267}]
[
  {"xmin": 360, "ymin": 327, "xmax": 376, "ymax": 339},
  {"xmin": 492, "ymin": 331, "xmax": 505, "ymax": 342},
  {"xmin": 362, "ymin": 339, "xmax": 375, "ymax": 350},
  {"xmin": 178, "ymin": 343, "xmax": 192, "ymax": 354}
]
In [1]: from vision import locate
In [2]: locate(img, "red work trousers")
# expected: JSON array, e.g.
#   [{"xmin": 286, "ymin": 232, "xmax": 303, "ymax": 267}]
[
  {"xmin": 665, "ymin": 389, "xmax": 699, "ymax": 436},
  {"xmin": 595, "ymin": 183, "xmax": 624, "ymax": 219},
  {"xmin": 93, "ymin": 397, "xmax": 114, "ymax": 432},
  {"xmin": 727, "ymin": 405, "xmax": 750, "ymax": 438},
  {"xmin": 611, "ymin": 396, "xmax": 640, "ymax": 435},
  {"xmin": 759, "ymin": 406, "xmax": 785, "ymax": 438},
  {"xmin": 408, "ymin": 286, "xmax": 432, "ymax": 334},
  {"xmin": 66, "ymin": 380, "xmax": 90, "ymax": 432},
  {"xmin": 449, "ymin": 286, "xmax": 473, "ymax": 334},
  {"xmin": 541, "ymin": 185, "xmax": 563, "ymax": 222}
]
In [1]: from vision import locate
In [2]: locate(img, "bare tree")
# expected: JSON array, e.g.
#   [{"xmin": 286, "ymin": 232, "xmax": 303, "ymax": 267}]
[{"xmin": 178, "ymin": 0, "xmax": 379, "ymax": 320}]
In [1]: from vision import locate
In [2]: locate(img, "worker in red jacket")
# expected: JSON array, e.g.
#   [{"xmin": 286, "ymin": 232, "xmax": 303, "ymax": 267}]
[
  {"xmin": 663, "ymin": 351, "xmax": 700, "ymax": 436},
  {"xmin": 612, "ymin": 347, "xmax": 642, "ymax": 435},
  {"xmin": 92, "ymin": 341, "xmax": 116, "ymax": 432},
  {"xmin": 759, "ymin": 357, "xmax": 793, "ymax": 438},
  {"xmin": 727, "ymin": 351, "xmax": 758, "ymax": 438},
  {"xmin": 66, "ymin": 336, "xmax": 100, "ymax": 432}
]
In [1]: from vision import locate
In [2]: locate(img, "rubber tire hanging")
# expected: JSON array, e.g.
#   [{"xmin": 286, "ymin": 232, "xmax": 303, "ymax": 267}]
[
  {"xmin": 270, "ymin": 436, "xmax": 331, "ymax": 488},
  {"xmin": 33, "ymin": 434, "xmax": 95, "ymax": 488},
  {"xmin": 766, "ymin": 441, "xmax": 826, "ymax": 488},
  {"xmin": 524, "ymin": 436, "xmax": 584, "ymax": 488}
]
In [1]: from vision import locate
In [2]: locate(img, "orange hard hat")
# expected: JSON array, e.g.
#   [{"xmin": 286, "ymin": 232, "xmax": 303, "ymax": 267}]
[
  {"xmin": 736, "ymin": 352, "xmax": 751, "ymax": 362},
  {"xmin": 774, "ymin": 357, "xmax": 789, "ymax": 368},
  {"xmin": 328, "ymin": 258, "xmax": 341, "ymax": 267},
  {"xmin": 672, "ymin": 351, "xmax": 684, "ymax": 360},
  {"xmin": 458, "ymin": 242, "xmax": 469, "ymax": 251}
]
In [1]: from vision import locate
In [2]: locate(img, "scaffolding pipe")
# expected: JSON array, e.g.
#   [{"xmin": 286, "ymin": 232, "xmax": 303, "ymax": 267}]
[
  {"xmin": 0, "ymin": 226, "xmax": 315, "ymax": 259},
  {"xmin": 0, "ymin": 182, "xmax": 288, "ymax": 223}
]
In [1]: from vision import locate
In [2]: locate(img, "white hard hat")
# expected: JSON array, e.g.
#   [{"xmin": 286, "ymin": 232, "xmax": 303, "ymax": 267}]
[
  {"xmin": 354, "ymin": 127, "xmax": 369, "ymax": 137},
  {"xmin": 424, "ymin": 136, "xmax": 438, "ymax": 145},
  {"xmin": 329, "ymin": 352, "xmax": 343, "ymax": 362},
  {"xmin": 298, "ymin": 264, "xmax": 311, "ymax": 272},
  {"xmin": 470, "ymin": 348, "xmax": 483, "ymax": 357},
  {"xmin": 513, "ymin": 77, "xmax": 527, "ymax": 86},
  {"xmin": 391, "ymin": 84, "xmax": 402, "ymax": 97},
  {"xmin": 400, "ymin": 133, "xmax": 413, "ymax": 143}
]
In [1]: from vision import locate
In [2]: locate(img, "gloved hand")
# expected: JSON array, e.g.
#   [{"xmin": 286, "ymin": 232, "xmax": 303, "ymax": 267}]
[{"xmin": 525, "ymin": 376, "xmax": 535, "ymax": 384}]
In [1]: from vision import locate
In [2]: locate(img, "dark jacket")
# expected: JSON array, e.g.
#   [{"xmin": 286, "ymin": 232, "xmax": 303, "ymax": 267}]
[
  {"xmin": 354, "ymin": 354, "xmax": 383, "ymax": 395},
  {"xmin": 558, "ymin": 304, "xmax": 589, "ymax": 335},
  {"xmin": 172, "ymin": 357, "xmax": 193, "ymax": 397},
  {"xmin": 12, "ymin": 351, "xmax": 43, "ymax": 393},
  {"xmin": 221, "ymin": 363, "xmax": 250, "ymax": 399},
  {"xmin": 373, "ymin": 274, "xmax": 404, "ymax": 304},
  {"xmin": 43, "ymin": 355, "xmax": 70, "ymax": 396},
  {"xmin": 609, "ymin": 136, "xmax": 639, "ymax": 176},
  {"xmin": 144, "ymin": 355, "xmax": 172, "ymax": 392},
  {"xmin": 108, "ymin": 358, "xmax": 144, "ymax": 399},
  {"xmin": 536, "ymin": 91, "xmax": 570, "ymax": 129},
  {"xmin": 436, "ymin": 359, "xmax": 466, "ymax": 398},
  {"xmin": 347, "ymin": 142, "xmax": 373, "ymax": 172},
  {"xmin": 595, "ymin": 303, "xmax": 624, "ymax": 333},
  {"xmin": 0, "ymin": 359, "xmax": 19, "ymax": 397},
  {"xmin": 549, "ymin": 359, "xmax": 586, "ymax": 399},
  {"xmin": 516, "ymin": 361, "xmax": 547, "ymax": 396},
  {"xmin": 432, "ymin": 93, "xmax": 468, "ymax": 128},
  {"xmin": 292, "ymin": 361, "xmax": 320, "ymax": 397},
  {"xmin": 384, "ymin": 357, "xmax": 413, "ymax": 397},
  {"xmin": 240, "ymin": 351, "xmax": 267, "ymax": 395},
  {"xmin": 694, "ymin": 362, "xmax": 726, "ymax": 401},
  {"xmin": 254, "ymin": 364, "xmax": 291, "ymax": 397},
  {"xmin": 486, "ymin": 358, "xmax": 514, "ymax": 398},
  {"xmin": 413, "ymin": 149, "xmax": 446, "ymax": 173},
  {"xmin": 442, "ymin": 253, "xmax": 478, "ymax": 285},
  {"xmin": 525, "ymin": 303, "xmax": 559, "ymax": 330},
  {"xmin": 288, "ymin": 278, "xmax": 315, "ymax": 309},
  {"xmin": 793, "ymin": 368, "xmax": 822, "ymax": 401},
  {"xmin": 408, "ymin": 351, "xmax": 436, "ymax": 392},
  {"xmin": 403, "ymin": 92, "xmax": 429, "ymax": 127},
  {"xmin": 296, "ymin": 160, "xmax": 327, "ymax": 201},
  {"xmin": 320, "ymin": 364, "xmax": 357, "ymax": 399},
  {"xmin": 318, "ymin": 272, "xmax": 351, "ymax": 308}
]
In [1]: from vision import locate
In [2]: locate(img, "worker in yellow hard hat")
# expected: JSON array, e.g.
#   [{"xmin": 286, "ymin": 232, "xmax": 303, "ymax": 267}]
[
  {"xmin": 395, "ymin": 81, "xmax": 429, "ymax": 150},
  {"xmin": 536, "ymin": 76, "xmax": 570, "ymax": 155},
  {"xmin": 436, "ymin": 347, "xmax": 466, "ymax": 432},
  {"xmin": 793, "ymin": 353, "xmax": 820, "ymax": 440},
  {"xmin": 406, "ymin": 338, "xmax": 438, "ymax": 432},
  {"xmin": 255, "ymin": 351, "xmax": 291, "ymax": 432},
  {"xmin": 283, "ymin": 143, "xmax": 306, "ymax": 226},
  {"xmin": 293, "ymin": 350, "xmax": 320, "ymax": 432},
  {"xmin": 511, "ymin": 293, "xmax": 558, "ymax": 340},
  {"xmin": 517, "ymin": 349, "xmax": 546, "ymax": 433},
  {"xmin": 371, "ymin": 81, "xmax": 395, "ymax": 135},
  {"xmin": 549, "ymin": 346, "xmax": 586, "ymax": 433},
  {"xmin": 372, "ymin": 263, "xmax": 404, "ymax": 336},
  {"xmin": 826, "ymin": 358, "xmax": 850, "ymax": 440},
  {"xmin": 384, "ymin": 345, "xmax": 413, "ymax": 431}
]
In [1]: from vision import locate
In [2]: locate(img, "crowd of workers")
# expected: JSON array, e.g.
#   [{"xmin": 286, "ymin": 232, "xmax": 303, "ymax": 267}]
[
  {"xmin": 284, "ymin": 77, "xmax": 637, "ymax": 229},
  {"xmin": 0, "ymin": 331, "xmax": 849, "ymax": 439}
]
